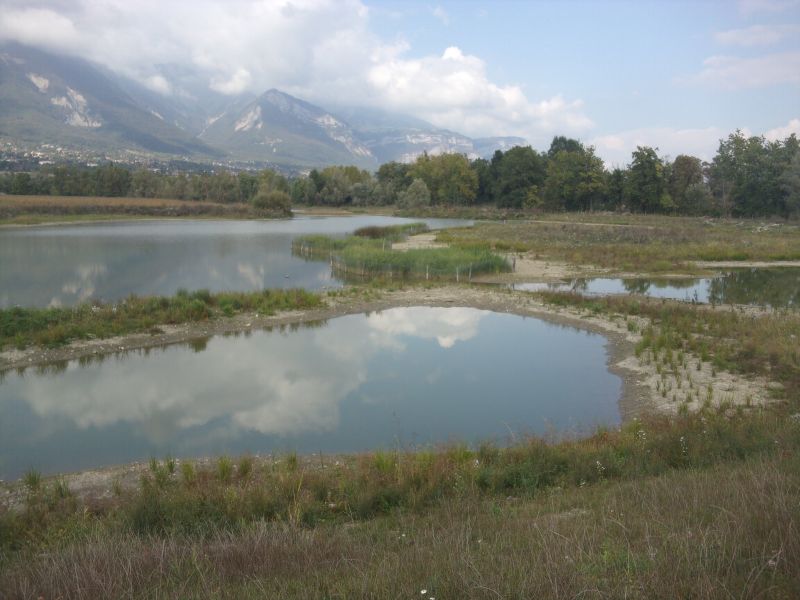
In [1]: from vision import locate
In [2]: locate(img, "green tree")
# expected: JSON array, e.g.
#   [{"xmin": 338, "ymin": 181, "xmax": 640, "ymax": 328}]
[
  {"xmin": 780, "ymin": 151, "xmax": 800, "ymax": 216},
  {"xmin": 547, "ymin": 136, "xmax": 583, "ymax": 158},
  {"xmin": 543, "ymin": 145, "xmax": 607, "ymax": 211},
  {"xmin": 410, "ymin": 153, "xmax": 477, "ymax": 205},
  {"xmin": 488, "ymin": 146, "xmax": 547, "ymax": 208},
  {"xmin": 397, "ymin": 177, "xmax": 431, "ymax": 209},
  {"xmin": 625, "ymin": 146, "xmax": 672, "ymax": 213},
  {"xmin": 668, "ymin": 155, "xmax": 704, "ymax": 214},
  {"xmin": 376, "ymin": 161, "xmax": 412, "ymax": 205}
]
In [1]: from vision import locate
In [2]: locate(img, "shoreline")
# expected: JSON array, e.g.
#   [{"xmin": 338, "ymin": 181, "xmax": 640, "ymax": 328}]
[
  {"xmin": 0, "ymin": 285, "xmax": 777, "ymax": 502},
  {"xmin": 1, "ymin": 285, "xmax": 772, "ymax": 419}
]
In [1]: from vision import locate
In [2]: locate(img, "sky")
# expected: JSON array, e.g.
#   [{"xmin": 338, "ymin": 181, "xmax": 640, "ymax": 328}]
[{"xmin": 0, "ymin": 0, "xmax": 799, "ymax": 165}]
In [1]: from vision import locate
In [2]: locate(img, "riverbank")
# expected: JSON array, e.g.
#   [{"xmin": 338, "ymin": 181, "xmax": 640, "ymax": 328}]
[{"xmin": 1, "ymin": 285, "xmax": 778, "ymax": 421}]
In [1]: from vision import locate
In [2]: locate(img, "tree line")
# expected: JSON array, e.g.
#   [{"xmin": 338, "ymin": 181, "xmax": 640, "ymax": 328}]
[
  {"xmin": 1, "ymin": 129, "xmax": 798, "ymax": 217},
  {"xmin": 0, "ymin": 164, "xmax": 293, "ymax": 212}
]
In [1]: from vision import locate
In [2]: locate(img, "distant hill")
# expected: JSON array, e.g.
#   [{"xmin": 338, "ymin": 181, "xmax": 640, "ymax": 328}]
[
  {"xmin": 0, "ymin": 44, "xmax": 219, "ymax": 157},
  {"xmin": 0, "ymin": 44, "xmax": 528, "ymax": 169},
  {"xmin": 199, "ymin": 89, "xmax": 377, "ymax": 169}
]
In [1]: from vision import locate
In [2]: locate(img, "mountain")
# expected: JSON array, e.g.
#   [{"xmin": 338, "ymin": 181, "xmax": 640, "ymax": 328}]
[
  {"xmin": 199, "ymin": 89, "xmax": 377, "ymax": 169},
  {"xmin": 0, "ymin": 44, "xmax": 528, "ymax": 169},
  {"xmin": 0, "ymin": 44, "xmax": 219, "ymax": 157},
  {"xmin": 330, "ymin": 106, "xmax": 525, "ymax": 164}
]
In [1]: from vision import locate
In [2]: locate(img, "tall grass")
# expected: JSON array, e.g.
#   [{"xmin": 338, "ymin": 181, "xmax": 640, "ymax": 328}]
[
  {"xmin": 1, "ymin": 412, "xmax": 797, "ymax": 597},
  {"xmin": 293, "ymin": 233, "xmax": 509, "ymax": 280},
  {"xmin": 0, "ymin": 288, "xmax": 323, "ymax": 350}
]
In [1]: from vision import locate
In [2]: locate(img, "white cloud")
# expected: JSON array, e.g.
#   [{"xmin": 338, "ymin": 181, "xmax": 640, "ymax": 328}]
[
  {"xmin": 590, "ymin": 126, "xmax": 728, "ymax": 167},
  {"xmin": 690, "ymin": 51, "xmax": 800, "ymax": 88},
  {"xmin": 764, "ymin": 117, "xmax": 800, "ymax": 140},
  {"xmin": 0, "ymin": 7, "xmax": 81, "ymax": 51},
  {"xmin": 17, "ymin": 307, "xmax": 488, "ymax": 438},
  {"xmin": 591, "ymin": 119, "xmax": 800, "ymax": 167},
  {"xmin": 0, "ymin": 0, "xmax": 590, "ymax": 142},
  {"xmin": 714, "ymin": 24, "xmax": 800, "ymax": 46},
  {"xmin": 366, "ymin": 46, "xmax": 592, "ymax": 141}
]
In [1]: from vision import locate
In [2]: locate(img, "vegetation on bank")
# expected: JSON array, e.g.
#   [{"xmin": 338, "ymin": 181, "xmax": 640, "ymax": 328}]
[
  {"xmin": 293, "ymin": 227, "xmax": 510, "ymax": 280},
  {"xmin": 534, "ymin": 290, "xmax": 800, "ymax": 401},
  {"xmin": 2, "ymin": 411, "xmax": 799, "ymax": 598},
  {"xmin": 0, "ymin": 194, "xmax": 291, "ymax": 221},
  {"xmin": 439, "ymin": 215, "xmax": 800, "ymax": 272},
  {"xmin": 0, "ymin": 288, "xmax": 323, "ymax": 350}
]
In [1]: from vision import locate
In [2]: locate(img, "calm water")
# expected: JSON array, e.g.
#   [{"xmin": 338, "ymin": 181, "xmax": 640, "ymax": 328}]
[
  {"xmin": 514, "ymin": 268, "xmax": 800, "ymax": 308},
  {"xmin": 0, "ymin": 216, "xmax": 468, "ymax": 308},
  {"xmin": 0, "ymin": 307, "xmax": 621, "ymax": 479}
]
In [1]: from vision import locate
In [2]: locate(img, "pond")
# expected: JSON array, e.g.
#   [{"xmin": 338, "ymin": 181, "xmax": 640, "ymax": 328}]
[
  {"xmin": 514, "ymin": 268, "xmax": 800, "ymax": 309},
  {"xmin": 0, "ymin": 216, "xmax": 468, "ymax": 308},
  {"xmin": 0, "ymin": 307, "xmax": 621, "ymax": 479}
]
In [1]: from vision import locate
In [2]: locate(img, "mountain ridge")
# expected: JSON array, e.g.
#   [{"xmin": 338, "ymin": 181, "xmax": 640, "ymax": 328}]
[{"xmin": 0, "ymin": 44, "xmax": 527, "ymax": 170}]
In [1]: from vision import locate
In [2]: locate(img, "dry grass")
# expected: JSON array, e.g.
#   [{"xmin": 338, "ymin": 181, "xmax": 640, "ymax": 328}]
[
  {"xmin": 0, "ymin": 195, "xmax": 287, "ymax": 221},
  {"xmin": 439, "ymin": 216, "xmax": 800, "ymax": 272},
  {"xmin": 2, "ymin": 453, "xmax": 797, "ymax": 598}
]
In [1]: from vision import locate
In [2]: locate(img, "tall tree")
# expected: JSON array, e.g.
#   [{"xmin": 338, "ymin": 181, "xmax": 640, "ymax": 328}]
[
  {"xmin": 668, "ymin": 155, "xmax": 704, "ymax": 214},
  {"xmin": 625, "ymin": 146, "xmax": 672, "ymax": 212},
  {"xmin": 543, "ymin": 145, "xmax": 607, "ymax": 211},
  {"xmin": 488, "ymin": 146, "xmax": 547, "ymax": 208},
  {"xmin": 410, "ymin": 153, "xmax": 478, "ymax": 205}
]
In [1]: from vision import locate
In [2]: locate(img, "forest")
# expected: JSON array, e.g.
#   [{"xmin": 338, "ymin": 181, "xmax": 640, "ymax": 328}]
[{"xmin": 1, "ymin": 129, "xmax": 798, "ymax": 217}]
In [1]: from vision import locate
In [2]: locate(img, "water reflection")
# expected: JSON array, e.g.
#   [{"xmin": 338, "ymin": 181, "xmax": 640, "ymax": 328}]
[
  {"xmin": 515, "ymin": 268, "xmax": 800, "ymax": 308},
  {"xmin": 0, "ymin": 308, "xmax": 620, "ymax": 478},
  {"xmin": 0, "ymin": 217, "xmax": 469, "ymax": 308}
]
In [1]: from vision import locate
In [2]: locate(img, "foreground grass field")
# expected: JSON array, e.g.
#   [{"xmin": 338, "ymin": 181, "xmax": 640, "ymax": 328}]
[
  {"xmin": 438, "ymin": 214, "xmax": 800, "ymax": 273},
  {"xmin": 1, "ymin": 411, "xmax": 797, "ymax": 598}
]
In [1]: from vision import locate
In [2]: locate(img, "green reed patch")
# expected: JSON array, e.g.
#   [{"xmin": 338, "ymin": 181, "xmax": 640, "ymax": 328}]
[{"xmin": 0, "ymin": 288, "xmax": 324, "ymax": 350}]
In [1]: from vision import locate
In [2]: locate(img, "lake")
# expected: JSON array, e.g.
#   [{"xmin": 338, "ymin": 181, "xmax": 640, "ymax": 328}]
[
  {"xmin": 0, "ymin": 307, "xmax": 621, "ymax": 479},
  {"xmin": 0, "ymin": 216, "xmax": 468, "ymax": 308},
  {"xmin": 514, "ymin": 268, "xmax": 800, "ymax": 309}
]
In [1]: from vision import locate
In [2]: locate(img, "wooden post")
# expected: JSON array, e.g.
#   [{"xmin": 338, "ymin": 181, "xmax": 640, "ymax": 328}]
[{"xmin": 456, "ymin": 267, "xmax": 460, "ymax": 283}]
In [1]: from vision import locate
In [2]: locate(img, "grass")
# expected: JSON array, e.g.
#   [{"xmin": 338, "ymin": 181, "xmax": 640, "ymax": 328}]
[
  {"xmin": 0, "ymin": 287, "xmax": 324, "ymax": 350},
  {"xmin": 537, "ymin": 291, "xmax": 800, "ymax": 401},
  {"xmin": 438, "ymin": 214, "xmax": 800, "ymax": 272},
  {"xmin": 0, "ymin": 194, "xmax": 291, "ymax": 221},
  {"xmin": 352, "ymin": 221, "xmax": 429, "ymax": 239},
  {"xmin": 293, "ymin": 231, "xmax": 510, "ymax": 280},
  {"xmin": 1, "ymin": 411, "xmax": 798, "ymax": 597}
]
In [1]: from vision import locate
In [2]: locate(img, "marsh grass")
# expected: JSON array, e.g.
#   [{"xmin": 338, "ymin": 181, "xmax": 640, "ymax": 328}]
[
  {"xmin": 538, "ymin": 291, "xmax": 800, "ymax": 401},
  {"xmin": 0, "ymin": 288, "xmax": 323, "ymax": 350},
  {"xmin": 439, "ymin": 216, "xmax": 800, "ymax": 272},
  {"xmin": 293, "ymin": 234, "xmax": 509, "ymax": 280}
]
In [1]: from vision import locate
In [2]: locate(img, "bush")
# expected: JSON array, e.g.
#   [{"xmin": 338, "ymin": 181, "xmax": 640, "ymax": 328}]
[{"xmin": 251, "ymin": 190, "xmax": 292, "ymax": 214}]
